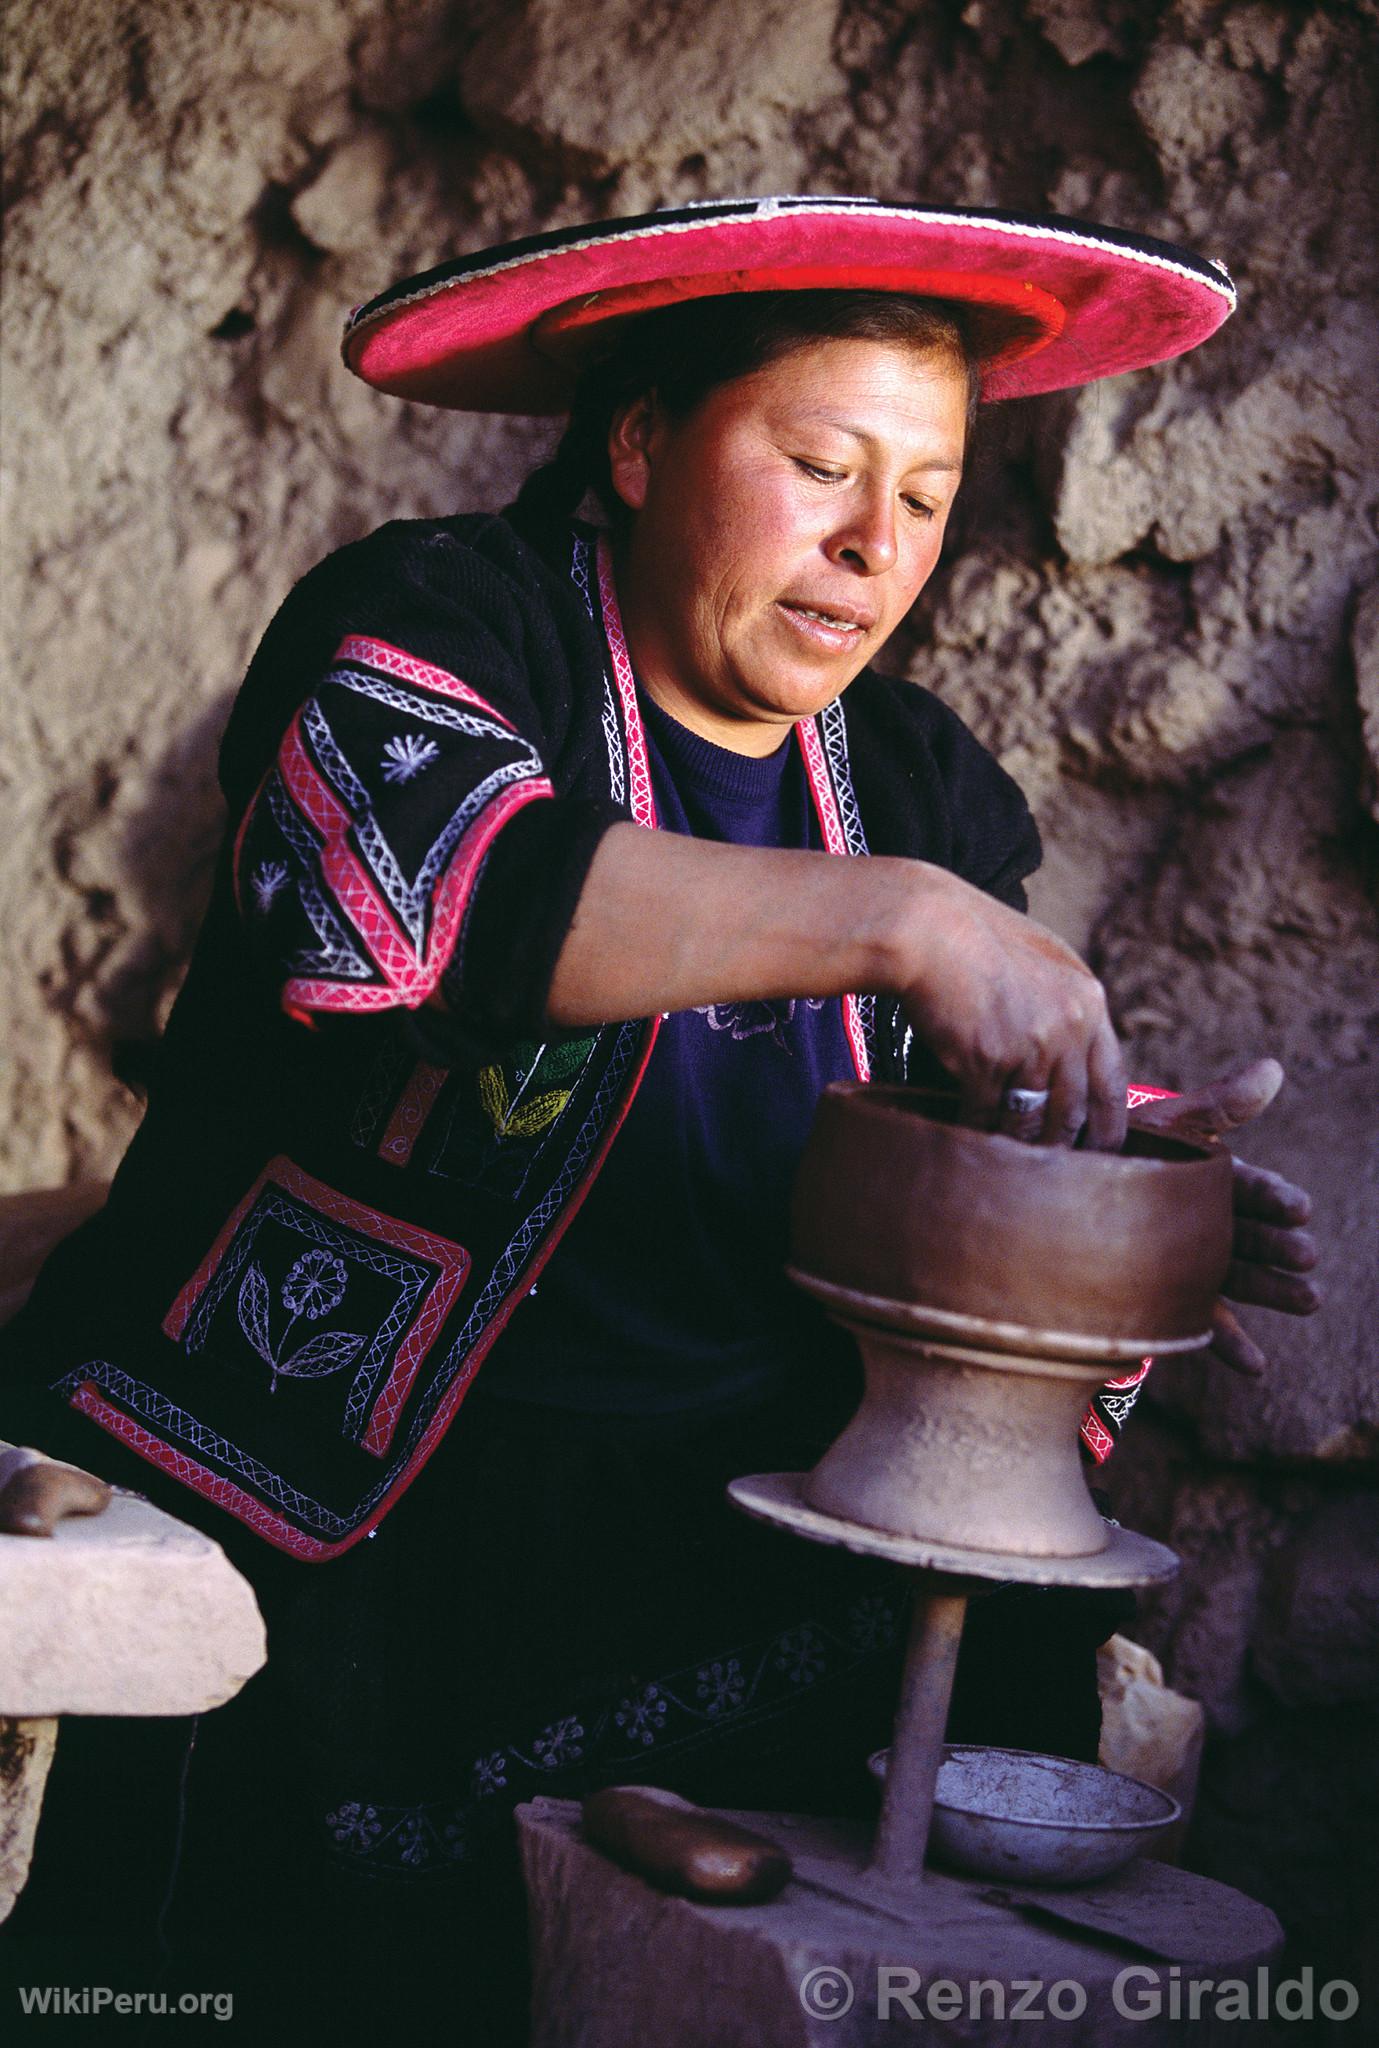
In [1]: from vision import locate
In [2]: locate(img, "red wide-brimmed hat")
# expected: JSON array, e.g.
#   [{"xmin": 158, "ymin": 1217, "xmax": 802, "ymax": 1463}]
[{"xmin": 343, "ymin": 195, "xmax": 1235, "ymax": 414}]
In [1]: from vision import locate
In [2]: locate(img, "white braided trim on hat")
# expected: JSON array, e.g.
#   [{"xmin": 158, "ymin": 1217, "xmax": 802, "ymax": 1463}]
[{"xmin": 345, "ymin": 199, "xmax": 1236, "ymax": 339}]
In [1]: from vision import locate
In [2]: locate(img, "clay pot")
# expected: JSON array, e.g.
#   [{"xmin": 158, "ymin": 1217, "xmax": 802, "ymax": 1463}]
[
  {"xmin": 789, "ymin": 1085, "xmax": 1234, "ymax": 1361},
  {"xmin": 789, "ymin": 1085, "xmax": 1234, "ymax": 1559}
]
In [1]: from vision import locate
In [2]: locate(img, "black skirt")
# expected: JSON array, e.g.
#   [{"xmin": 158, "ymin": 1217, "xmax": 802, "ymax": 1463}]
[{"xmin": 5, "ymin": 1351, "xmax": 1127, "ymax": 2042}]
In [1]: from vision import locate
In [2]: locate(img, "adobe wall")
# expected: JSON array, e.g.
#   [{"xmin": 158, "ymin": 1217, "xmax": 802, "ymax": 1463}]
[{"xmin": 4, "ymin": 0, "xmax": 1375, "ymax": 1987}]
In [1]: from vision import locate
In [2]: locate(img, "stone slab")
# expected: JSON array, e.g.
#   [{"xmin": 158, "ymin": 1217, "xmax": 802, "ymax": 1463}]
[
  {"xmin": 0, "ymin": 1446, "xmax": 266, "ymax": 1717},
  {"xmin": 518, "ymin": 1798, "xmax": 1283, "ymax": 2048}
]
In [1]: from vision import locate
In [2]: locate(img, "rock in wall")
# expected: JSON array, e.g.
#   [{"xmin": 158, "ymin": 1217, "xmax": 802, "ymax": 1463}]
[{"xmin": 3, "ymin": 0, "xmax": 1376, "ymax": 1980}]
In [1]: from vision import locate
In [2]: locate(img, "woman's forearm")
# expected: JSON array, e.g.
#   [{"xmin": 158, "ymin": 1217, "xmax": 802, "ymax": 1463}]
[
  {"xmin": 544, "ymin": 822, "xmax": 1128, "ymax": 1148},
  {"xmin": 544, "ymin": 823, "xmax": 913, "ymax": 1024}
]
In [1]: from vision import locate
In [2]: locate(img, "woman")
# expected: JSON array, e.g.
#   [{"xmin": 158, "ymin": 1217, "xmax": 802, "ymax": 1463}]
[{"xmin": 2, "ymin": 200, "xmax": 1317, "ymax": 2032}]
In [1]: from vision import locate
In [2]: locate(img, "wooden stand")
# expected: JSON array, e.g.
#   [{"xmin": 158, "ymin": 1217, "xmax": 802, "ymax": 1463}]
[
  {"xmin": 518, "ymin": 1799, "xmax": 1282, "ymax": 2048},
  {"xmin": 728, "ymin": 1470, "xmax": 1178, "ymax": 1890}
]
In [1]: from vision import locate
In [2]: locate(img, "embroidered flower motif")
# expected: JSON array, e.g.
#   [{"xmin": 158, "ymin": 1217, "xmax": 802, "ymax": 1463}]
[
  {"xmin": 695, "ymin": 1657, "xmax": 747, "ymax": 1718},
  {"xmin": 326, "ymin": 1801, "xmax": 382, "ymax": 1851},
  {"xmin": 775, "ymin": 1625, "xmax": 826, "ymax": 1686},
  {"xmin": 381, "ymin": 733, "xmax": 441, "ymax": 783},
  {"xmin": 471, "ymin": 1751, "xmax": 509, "ymax": 1799},
  {"xmin": 532, "ymin": 1716, "xmax": 585, "ymax": 1770},
  {"xmin": 696, "ymin": 997, "xmax": 827, "ymax": 1050},
  {"xmin": 250, "ymin": 859, "xmax": 289, "ymax": 913},
  {"xmin": 442, "ymin": 1817, "xmax": 469, "ymax": 1861},
  {"xmin": 614, "ymin": 1684, "xmax": 668, "ymax": 1747},
  {"xmin": 235, "ymin": 1252, "xmax": 365, "ymax": 1392},
  {"xmin": 847, "ymin": 1594, "xmax": 898, "ymax": 1654},
  {"xmin": 475, "ymin": 1037, "xmax": 594, "ymax": 1144},
  {"xmin": 395, "ymin": 1811, "xmax": 431, "ymax": 1866},
  {"xmin": 282, "ymin": 1250, "xmax": 348, "ymax": 1321}
]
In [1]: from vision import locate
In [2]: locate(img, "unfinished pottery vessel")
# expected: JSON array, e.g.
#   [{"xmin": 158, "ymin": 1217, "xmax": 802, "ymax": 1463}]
[
  {"xmin": 790, "ymin": 1084, "xmax": 1235, "ymax": 1361},
  {"xmin": 790, "ymin": 1086, "xmax": 1233, "ymax": 1559}
]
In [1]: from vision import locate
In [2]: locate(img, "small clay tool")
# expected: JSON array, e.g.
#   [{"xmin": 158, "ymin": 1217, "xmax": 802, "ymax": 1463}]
[
  {"xmin": 0, "ymin": 1445, "xmax": 112, "ymax": 1537},
  {"xmin": 581, "ymin": 1786, "xmax": 793, "ymax": 1904}
]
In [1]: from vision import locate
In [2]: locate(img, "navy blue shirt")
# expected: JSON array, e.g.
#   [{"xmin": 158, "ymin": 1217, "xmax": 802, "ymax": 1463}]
[{"xmin": 484, "ymin": 689, "xmax": 857, "ymax": 1412}]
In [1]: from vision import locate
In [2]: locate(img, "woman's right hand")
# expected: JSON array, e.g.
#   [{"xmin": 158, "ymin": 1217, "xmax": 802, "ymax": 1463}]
[{"xmin": 892, "ymin": 864, "xmax": 1127, "ymax": 1151}]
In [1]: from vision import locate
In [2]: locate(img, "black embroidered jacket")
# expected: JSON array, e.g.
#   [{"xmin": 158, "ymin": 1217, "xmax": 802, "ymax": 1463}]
[{"xmin": 7, "ymin": 513, "xmax": 1141, "ymax": 1560}]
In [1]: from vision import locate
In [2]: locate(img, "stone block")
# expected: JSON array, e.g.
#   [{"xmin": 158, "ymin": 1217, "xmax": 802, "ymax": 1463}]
[{"xmin": 0, "ymin": 1448, "xmax": 266, "ymax": 1718}]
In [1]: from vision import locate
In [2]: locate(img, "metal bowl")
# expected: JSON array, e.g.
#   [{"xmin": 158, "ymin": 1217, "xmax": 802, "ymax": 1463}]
[{"xmin": 867, "ymin": 1743, "xmax": 1180, "ymax": 1887}]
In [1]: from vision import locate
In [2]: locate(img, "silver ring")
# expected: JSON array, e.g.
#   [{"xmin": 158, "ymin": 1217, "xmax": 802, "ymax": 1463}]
[{"xmin": 1002, "ymin": 1086, "xmax": 1051, "ymax": 1118}]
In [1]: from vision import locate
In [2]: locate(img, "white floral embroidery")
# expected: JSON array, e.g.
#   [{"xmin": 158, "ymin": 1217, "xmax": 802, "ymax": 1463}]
[
  {"xmin": 696, "ymin": 996, "xmax": 827, "ymax": 1049},
  {"xmin": 532, "ymin": 1716, "xmax": 584, "ymax": 1770},
  {"xmin": 326, "ymin": 1801, "xmax": 382, "ymax": 1849},
  {"xmin": 775, "ymin": 1625, "xmax": 826, "ymax": 1685},
  {"xmin": 235, "ymin": 1252, "xmax": 365, "ymax": 1393},
  {"xmin": 251, "ymin": 859, "xmax": 289, "ymax": 913},
  {"xmin": 381, "ymin": 732, "xmax": 441, "ymax": 783},
  {"xmin": 614, "ymin": 1684, "xmax": 668, "ymax": 1747},
  {"xmin": 695, "ymin": 1657, "xmax": 747, "ymax": 1718},
  {"xmin": 471, "ymin": 1751, "xmax": 509, "ymax": 1799},
  {"xmin": 282, "ymin": 1250, "xmax": 347, "ymax": 1320},
  {"xmin": 847, "ymin": 1594, "xmax": 897, "ymax": 1653},
  {"xmin": 395, "ymin": 1813, "xmax": 431, "ymax": 1866}
]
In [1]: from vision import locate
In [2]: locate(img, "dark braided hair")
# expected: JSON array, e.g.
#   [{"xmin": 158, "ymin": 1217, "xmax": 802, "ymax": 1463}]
[{"xmin": 513, "ymin": 289, "xmax": 1014, "ymax": 529}]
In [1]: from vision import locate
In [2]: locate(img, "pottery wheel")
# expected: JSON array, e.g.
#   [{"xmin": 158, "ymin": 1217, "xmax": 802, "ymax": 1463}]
[{"xmin": 728, "ymin": 1471, "xmax": 1179, "ymax": 1589}]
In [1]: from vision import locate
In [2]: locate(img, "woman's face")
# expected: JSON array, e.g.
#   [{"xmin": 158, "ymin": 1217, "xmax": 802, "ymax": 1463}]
[{"xmin": 609, "ymin": 337, "xmax": 970, "ymax": 756}]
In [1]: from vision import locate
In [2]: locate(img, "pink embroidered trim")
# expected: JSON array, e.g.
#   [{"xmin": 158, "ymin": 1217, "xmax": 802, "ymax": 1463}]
[
  {"xmin": 1079, "ymin": 1082, "xmax": 1176, "ymax": 1458},
  {"xmin": 796, "ymin": 715, "xmax": 871, "ymax": 1083},
  {"xmin": 1102, "ymin": 1356, "xmax": 1154, "ymax": 1394},
  {"xmin": 336, "ymin": 635, "xmax": 518, "ymax": 728},
  {"xmin": 128, "ymin": 1023, "xmax": 661, "ymax": 1559},
  {"xmin": 94, "ymin": 998, "xmax": 660, "ymax": 1558},
  {"xmin": 378, "ymin": 1061, "xmax": 448, "ymax": 1166},
  {"xmin": 163, "ymin": 1154, "xmax": 470, "ymax": 1340},
  {"xmin": 796, "ymin": 718, "xmax": 845, "ymax": 856},
  {"xmin": 236, "ymin": 632, "xmax": 550, "ymax": 1017},
  {"xmin": 68, "ymin": 1383, "xmax": 331, "ymax": 1558},
  {"xmin": 595, "ymin": 535, "xmax": 657, "ymax": 830},
  {"xmin": 165, "ymin": 1175, "xmax": 273, "ymax": 1342},
  {"xmin": 281, "ymin": 754, "xmax": 552, "ymax": 1015},
  {"xmin": 358, "ymin": 1018, "xmax": 664, "ymax": 1530},
  {"xmin": 1079, "ymin": 1407, "xmax": 1116, "ymax": 1464},
  {"xmin": 418, "ymin": 1008, "xmax": 664, "ymax": 1394},
  {"xmin": 279, "ymin": 715, "xmax": 421, "ymax": 991}
]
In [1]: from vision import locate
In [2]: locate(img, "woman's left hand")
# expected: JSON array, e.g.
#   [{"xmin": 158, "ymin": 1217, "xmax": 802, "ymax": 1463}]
[{"xmin": 1131, "ymin": 1058, "xmax": 1321, "ymax": 1376}]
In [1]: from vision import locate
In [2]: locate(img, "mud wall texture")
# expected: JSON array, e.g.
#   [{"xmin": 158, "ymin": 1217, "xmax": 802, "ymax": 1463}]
[{"xmin": 4, "ymin": 0, "xmax": 1376, "ymax": 1982}]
